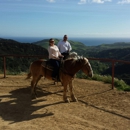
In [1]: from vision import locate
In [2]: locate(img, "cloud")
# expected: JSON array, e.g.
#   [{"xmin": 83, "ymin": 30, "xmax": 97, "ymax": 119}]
[
  {"xmin": 46, "ymin": 0, "xmax": 55, "ymax": 3},
  {"xmin": 92, "ymin": 0, "xmax": 112, "ymax": 4},
  {"xmin": 78, "ymin": 0, "xmax": 86, "ymax": 5},
  {"xmin": 117, "ymin": 0, "xmax": 130, "ymax": 4},
  {"xmin": 6, "ymin": 0, "xmax": 22, "ymax": 1}
]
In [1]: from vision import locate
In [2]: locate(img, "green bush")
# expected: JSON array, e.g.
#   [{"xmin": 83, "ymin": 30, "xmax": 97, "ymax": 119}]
[{"xmin": 77, "ymin": 72, "xmax": 130, "ymax": 91}]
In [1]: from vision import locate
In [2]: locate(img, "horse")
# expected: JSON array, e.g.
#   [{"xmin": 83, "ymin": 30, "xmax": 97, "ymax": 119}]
[
  {"xmin": 63, "ymin": 51, "xmax": 78, "ymax": 60},
  {"xmin": 53, "ymin": 51, "xmax": 78, "ymax": 85},
  {"xmin": 26, "ymin": 56, "xmax": 93, "ymax": 102}
]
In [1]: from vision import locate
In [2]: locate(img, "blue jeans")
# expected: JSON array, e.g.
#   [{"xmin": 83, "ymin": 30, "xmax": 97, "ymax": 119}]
[{"xmin": 49, "ymin": 59, "xmax": 60, "ymax": 78}]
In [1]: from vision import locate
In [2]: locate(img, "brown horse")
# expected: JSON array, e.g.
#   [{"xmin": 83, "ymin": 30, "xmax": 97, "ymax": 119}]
[{"xmin": 26, "ymin": 56, "xmax": 93, "ymax": 102}]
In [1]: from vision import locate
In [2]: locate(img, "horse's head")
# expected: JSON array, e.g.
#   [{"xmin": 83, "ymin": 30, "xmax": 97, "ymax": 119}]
[
  {"xmin": 62, "ymin": 56, "xmax": 93, "ymax": 78},
  {"xmin": 81, "ymin": 57, "xmax": 93, "ymax": 77}
]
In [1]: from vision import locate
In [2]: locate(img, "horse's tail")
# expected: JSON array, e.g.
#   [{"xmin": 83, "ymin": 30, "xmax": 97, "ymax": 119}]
[{"xmin": 25, "ymin": 63, "xmax": 32, "ymax": 80}]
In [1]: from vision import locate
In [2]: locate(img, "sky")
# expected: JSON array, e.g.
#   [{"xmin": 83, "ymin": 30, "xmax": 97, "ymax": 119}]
[{"xmin": 0, "ymin": 0, "xmax": 130, "ymax": 38}]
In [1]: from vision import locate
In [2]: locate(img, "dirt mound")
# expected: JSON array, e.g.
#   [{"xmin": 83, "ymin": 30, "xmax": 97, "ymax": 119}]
[{"xmin": 0, "ymin": 75, "xmax": 130, "ymax": 130}]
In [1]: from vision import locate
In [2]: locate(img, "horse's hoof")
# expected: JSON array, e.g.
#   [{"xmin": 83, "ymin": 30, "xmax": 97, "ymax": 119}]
[
  {"xmin": 72, "ymin": 98, "xmax": 78, "ymax": 102},
  {"xmin": 31, "ymin": 94, "xmax": 37, "ymax": 100},
  {"xmin": 71, "ymin": 97, "xmax": 78, "ymax": 102},
  {"xmin": 64, "ymin": 98, "xmax": 70, "ymax": 103},
  {"xmin": 71, "ymin": 96, "xmax": 78, "ymax": 102}
]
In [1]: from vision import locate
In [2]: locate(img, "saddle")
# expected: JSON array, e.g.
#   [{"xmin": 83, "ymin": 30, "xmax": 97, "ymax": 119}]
[
  {"xmin": 41, "ymin": 52, "xmax": 77, "ymax": 69},
  {"xmin": 41, "ymin": 60, "xmax": 54, "ymax": 70},
  {"xmin": 41, "ymin": 60, "xmax": 62, "ymax": 82}
]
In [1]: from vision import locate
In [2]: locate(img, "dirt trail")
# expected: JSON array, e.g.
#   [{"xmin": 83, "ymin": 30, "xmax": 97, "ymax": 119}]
[{"xmin": 0, "ymin": 75, "xmax": 130, "ymax": 130}]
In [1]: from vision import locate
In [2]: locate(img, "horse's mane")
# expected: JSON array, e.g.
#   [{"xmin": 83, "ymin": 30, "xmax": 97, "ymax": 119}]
[{"xmin": 65, "ymin": 55, "xmax": 89, "ymax": 66}]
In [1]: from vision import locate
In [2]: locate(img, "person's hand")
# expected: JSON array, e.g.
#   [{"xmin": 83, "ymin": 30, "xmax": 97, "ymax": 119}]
[
  {"xmin": 53, "ymin": 56, "xmax": 60, "ymax": 60},
  {"xmin": 56, "ymin": 57, "xmax": 60, "ymax": 60},
  {"xmin": 59, "ymin": 55, "xmax": 64, "ymax": 58}
]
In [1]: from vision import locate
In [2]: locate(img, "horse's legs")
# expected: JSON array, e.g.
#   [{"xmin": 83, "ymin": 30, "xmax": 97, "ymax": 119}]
[
  {"xmin": 34, "ymin": 75, "xmax": 42, "ymax": 97},
  {"xmin": 31, "ymin": 78, "xmax": 37, "ymax": 99},
  {"xmin": 31, "ymin": 75, "xmax": 41, "ymax": 99},
  {"xmin": 63, "ymin": 85, "xmax": 70, "ymax": 102},
  {"xmin": 69, "ymin": 81, "xmax": 78, "ymax": 102}
]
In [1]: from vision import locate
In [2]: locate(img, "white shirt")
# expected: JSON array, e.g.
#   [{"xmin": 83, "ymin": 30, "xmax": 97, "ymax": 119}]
[
  {"xmin": 48, "ymin": 45, "xmax": 61, "ymax": 59},
  {"xmin": 57, "ymin": 40, "xmax": 72, "ymax": 53}
]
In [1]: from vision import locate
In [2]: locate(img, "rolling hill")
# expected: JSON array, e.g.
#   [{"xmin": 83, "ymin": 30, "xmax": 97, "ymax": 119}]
[
  {"xmin": 32, "ymin": 38, "xmax": 130, "ymax": 61},
  {"xmin": 0, "ymin": 38, "xmax": 48, "ymax": 56},
  {"xmin": 32, "ymin": 39, "xmax": 130, "ymax": 84},
  {"xmin": 1, "ymin": 37, "xmax": 130, "ymax": 85}
]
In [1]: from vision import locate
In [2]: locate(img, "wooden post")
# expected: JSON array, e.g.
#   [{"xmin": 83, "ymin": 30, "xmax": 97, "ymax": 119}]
[
  {"xmin": 112, "ymin": 60, "xmax": 115, "ymax": 89},
  {"xmin": 3, "ymin": 56, "xmax": 6, "ymax": 78}
]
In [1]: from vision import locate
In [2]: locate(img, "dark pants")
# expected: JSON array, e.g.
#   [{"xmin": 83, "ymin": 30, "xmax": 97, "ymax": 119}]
[
  {"xmin": 49, "ymin": 59, "xmax": 60, "ymax": 78},
  {"xmin": 61, "ymin": 52, "xmax": 69, "ymax": 60}
]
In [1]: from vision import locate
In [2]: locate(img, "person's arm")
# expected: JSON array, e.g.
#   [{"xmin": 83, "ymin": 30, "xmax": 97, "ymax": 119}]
[
  {"xmin": 58, "ymin": 51, "xmax": 64, "ymax": 58},
  {"xmin": 48, "ymin": 47, "xmax": 53, "ymax": 59},
  {"xmin": 68, "ymin": 42, "xmax": 72, "ymax": 52},
  {"xmin": 57, "ymin": 41, "xmax": 60, "ymax": 48}
]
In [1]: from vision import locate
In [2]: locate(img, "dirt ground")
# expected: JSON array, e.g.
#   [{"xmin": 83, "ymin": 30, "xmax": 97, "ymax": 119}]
[{"xmin": 0, "ymin": 74, "xmax": 130, "ymax": 130}]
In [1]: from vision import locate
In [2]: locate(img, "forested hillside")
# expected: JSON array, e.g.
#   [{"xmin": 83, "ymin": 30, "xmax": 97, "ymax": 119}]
[
  {"xmin": 33, "ymin": 38, "xmax": 130, "ymax": 85},
  {"xmin": 0, "ymin": 38, "xmax": 48, "ymax": 56},
  {"xmin": 0, "ymin": 38, "xmax": 48, "ymax": 74},
  {"xmin": 33, "ymin": 38, "xmax": 130, "ymax": 61},
  {"xmin": 85, "ymin": 48, "xmax": 130, "ymax": 61},
  {"xmin": 0, "ymin": 38, "xmax": 130, "ymax": 85},
  {"xmin": 33, "ymin": 39, "xmax": 87, "ymax": 54}
]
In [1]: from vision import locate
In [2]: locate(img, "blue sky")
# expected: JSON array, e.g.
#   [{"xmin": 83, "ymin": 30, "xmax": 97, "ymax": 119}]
[{"xmin": 0, "ymin": 0, "xmax": 130, "ymax": 38}]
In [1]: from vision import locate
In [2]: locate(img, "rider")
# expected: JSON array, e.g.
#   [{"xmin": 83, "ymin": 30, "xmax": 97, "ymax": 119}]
[
  {"xmin": 48, "ymin": 38, "xmax": 64, "ymax": 80},
  {"xmin": 57, "ymin": 35, "xmax": 72, "ymax": 60}
]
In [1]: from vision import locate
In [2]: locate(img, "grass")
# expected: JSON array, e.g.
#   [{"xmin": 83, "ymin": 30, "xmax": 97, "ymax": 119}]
[
  {"xmin": 77, "ymin": 73, "xmax": 130, "ymax": 91},
  {"xmin": 91, "ymin": 74, "xmax": 130, "ymax": 91}
]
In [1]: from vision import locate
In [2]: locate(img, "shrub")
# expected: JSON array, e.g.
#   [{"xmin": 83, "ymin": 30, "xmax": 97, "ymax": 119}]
[{"xmin": 77, "ymin": 73, "xmax": 130, "ymax": 91}]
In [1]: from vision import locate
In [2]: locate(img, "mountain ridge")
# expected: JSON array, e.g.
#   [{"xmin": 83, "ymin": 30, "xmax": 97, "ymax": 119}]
[{"xmin": 0, "ymin": 37, "xmax": 130, "ymax": 85}]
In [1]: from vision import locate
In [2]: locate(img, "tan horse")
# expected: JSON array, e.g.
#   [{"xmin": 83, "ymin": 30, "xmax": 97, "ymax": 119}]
[{"xmin": 26, "ymin": 56, "xmax": 93, "ymax": 102}]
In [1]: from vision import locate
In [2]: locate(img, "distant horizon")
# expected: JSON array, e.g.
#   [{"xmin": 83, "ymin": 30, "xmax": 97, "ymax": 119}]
[
  {"xmin": 1, "ymin": 36, "xmax": 130, "ymax": 46},
  {"xmin": 1, "ymin": 36, "xmax": 130, "ymax": 39}
]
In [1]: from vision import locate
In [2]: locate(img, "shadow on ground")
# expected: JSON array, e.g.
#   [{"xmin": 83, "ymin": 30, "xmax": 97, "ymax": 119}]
[{"xmin": 0, "ymin": 86, "xmax": 63, "ymax": 124}]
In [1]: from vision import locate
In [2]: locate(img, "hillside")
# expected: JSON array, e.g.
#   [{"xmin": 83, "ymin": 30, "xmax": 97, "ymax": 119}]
[
  {"xmin": 0, "ymin": 37, "xmax": 130, "ymax": 85},
  {"xmin": 0, "ymin": 38, "xmax": 48, "ymax": 74},
  {"xmin": 33, "ymin": 39, "xmax": 130, "ymax": 61},
  {"xmin": 33, "ymin": 39, "xmax": 87, "ymax": 54},
  {"xmin": 33, "ymin": 38, "xmax": 60, "ymax": 50},
  {"xmin": 0, "ymin": 38, "xmax": 48, "ymax": 56},
  {"xmin": 87, "ymin": 42, "xmax": 130, "ymax": 50},
  {"xmin": 1, "ymin": 37, "xmax": 130, "ymax": 63},
  {"xmin": 87, "ymin": 48, "xmax": 130, "ymax": 61}
]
